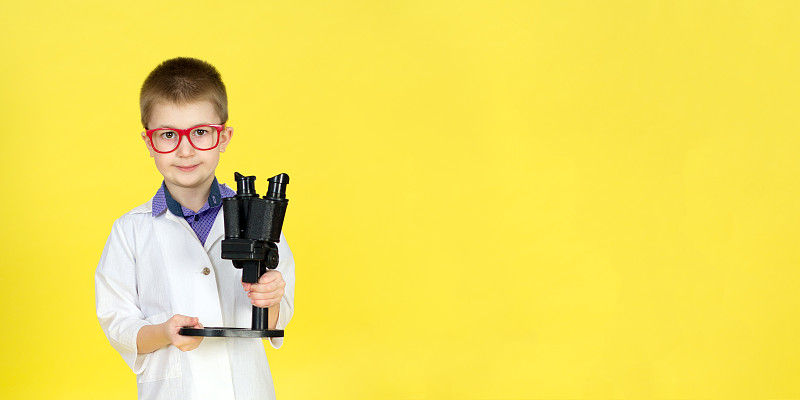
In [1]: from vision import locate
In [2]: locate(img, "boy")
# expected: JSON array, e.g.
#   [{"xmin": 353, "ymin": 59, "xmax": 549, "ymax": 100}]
[{"xmin": 95, "ymin": 57, "xmax": 295, "ymax": 400}]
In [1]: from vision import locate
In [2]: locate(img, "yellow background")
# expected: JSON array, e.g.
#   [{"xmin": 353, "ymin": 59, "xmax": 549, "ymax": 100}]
[{"xmin": 1, "ymin": 1, "xmax": 799, "ymax": 398}]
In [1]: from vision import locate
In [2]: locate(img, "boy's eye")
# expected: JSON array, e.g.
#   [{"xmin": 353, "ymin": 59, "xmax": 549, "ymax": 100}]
[
  {"xmin": 193, "ymin": 129, "xmax": 208, "ymax": 136},
  {"xmin": 161, "ymin": 131, "xmax": 177, "ymax": 139}
]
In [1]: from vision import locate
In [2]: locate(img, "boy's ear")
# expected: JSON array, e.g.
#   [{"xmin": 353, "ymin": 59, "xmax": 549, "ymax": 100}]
[
  {"xmin": 141, "ymin": 132, "xmax": 155, "ymax": 157},
  {"xmin": 218, "ymin": 126, "xmax": 233, "ymax": 153}
]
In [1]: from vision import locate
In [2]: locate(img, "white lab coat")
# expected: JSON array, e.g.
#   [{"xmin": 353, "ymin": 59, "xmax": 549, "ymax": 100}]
[{"xmin": 95, "ymin": 199, "xmax": 295, "ymax": 400}]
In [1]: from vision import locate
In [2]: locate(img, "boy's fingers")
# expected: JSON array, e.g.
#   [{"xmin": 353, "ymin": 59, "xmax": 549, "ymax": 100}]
[
  {"xmin": 173, "ymin": 315, "xmax": 199, "ymax": 327},
  {"xmin": 248, "ymin": 284, "xmax": 284, "ymax": 296},
  {"xmin": 250, "ymin": 279, "xmax": 286, "ymax": 292},
  {"xmin": 258, "ymin": 271, "xmax": 282, "ymax": 284},
  {"xmin": 248, "ymin": 291, "xmax": 282, "ymax": 300},
  {"xmin": 252, "ymin": 298, "xmax": 280, "ymax": 308},
  {"xmin": 247, "ymin": 283, "xmax": 267, "ymax": 293}
]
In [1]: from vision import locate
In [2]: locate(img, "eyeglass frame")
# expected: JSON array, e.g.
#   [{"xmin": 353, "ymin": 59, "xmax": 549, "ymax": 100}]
[{"xmin": 144, "ymin": 124, "xmax": 226, "ymax": 154}]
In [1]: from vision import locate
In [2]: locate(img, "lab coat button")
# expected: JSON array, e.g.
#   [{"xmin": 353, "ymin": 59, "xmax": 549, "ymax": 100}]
[{"xmin": 202, "ymin": 267, "xmax": 211, "ymax": 275}]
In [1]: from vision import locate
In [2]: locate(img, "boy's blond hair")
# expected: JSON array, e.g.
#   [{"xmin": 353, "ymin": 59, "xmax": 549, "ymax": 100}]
[{"xmin": 140, "ymin": 57, "xmax": 228, "ymax": 128}]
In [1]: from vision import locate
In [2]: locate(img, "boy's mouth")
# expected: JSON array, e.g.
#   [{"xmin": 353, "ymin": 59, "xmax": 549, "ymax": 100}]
[{"xmin": 176, "ymin": 164, "xmax": 199, "ymax": 172}]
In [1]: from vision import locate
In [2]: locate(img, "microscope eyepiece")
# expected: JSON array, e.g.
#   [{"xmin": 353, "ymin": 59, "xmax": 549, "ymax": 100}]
[
  {"xmin": 266, "ymin": 173, "xmax": 289, "ymax": 200},
  {"xmin": 235, "ymin": 172, "xmax": 258, "ymax": 197}
]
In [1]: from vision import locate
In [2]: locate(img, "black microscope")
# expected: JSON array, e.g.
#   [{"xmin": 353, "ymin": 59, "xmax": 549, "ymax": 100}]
[{"xmin": 180, "ymin": 172, "xmax": 289, "ymax": 338}]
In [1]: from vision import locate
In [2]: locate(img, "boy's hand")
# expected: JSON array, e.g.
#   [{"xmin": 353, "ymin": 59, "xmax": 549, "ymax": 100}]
[
  {"xmin": 163, "ymin": 314, "xmax": 204, "ymax": 351},
  {"xmin": 243, "ymin": 270, "xmax": 285, "ymax": 308}
]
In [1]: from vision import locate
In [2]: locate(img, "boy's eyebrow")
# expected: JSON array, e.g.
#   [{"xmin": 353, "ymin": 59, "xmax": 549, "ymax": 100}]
[{"xmin": 151, "ymin": 123, "xmax": 216, "ymax": 130}]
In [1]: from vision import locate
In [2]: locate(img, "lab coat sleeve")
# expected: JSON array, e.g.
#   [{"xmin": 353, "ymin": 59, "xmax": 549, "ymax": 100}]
[
  {"xmin": 269, "ymin": 233, "xmax": 295, "ymax": 349},
  {"xmin": 95, "ymin": 218, "xmax": 151, "ymax": 374}
]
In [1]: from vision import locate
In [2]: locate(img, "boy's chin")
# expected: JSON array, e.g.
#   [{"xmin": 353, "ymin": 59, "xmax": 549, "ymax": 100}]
[{"xmin": 165, "ymin": 174, "xmax": 214, "ymax": 191}]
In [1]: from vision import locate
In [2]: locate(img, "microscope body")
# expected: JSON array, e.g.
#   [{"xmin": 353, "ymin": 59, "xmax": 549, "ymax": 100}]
[
  {"xmin": 180, "ymin": 172, "xmax": 290, "ymax": 338},
  {"xmin": 222, "ymin": 172, "xmax": 289, "ymax": 332}
]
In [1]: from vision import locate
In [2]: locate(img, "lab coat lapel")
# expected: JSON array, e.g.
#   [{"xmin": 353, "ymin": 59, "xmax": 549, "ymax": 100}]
[
  {"xmin": 155, "ymin": 212, "xmax": 225, "ymax": 327},
  {"xmin": 204, "ymin": 209, "xmax": 225, "ymax": 253}
]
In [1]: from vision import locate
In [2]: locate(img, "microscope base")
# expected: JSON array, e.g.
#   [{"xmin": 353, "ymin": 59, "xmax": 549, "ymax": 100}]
[{"xmin": 179, "ymin": 327, "xmax": 284, "ymax": 338}]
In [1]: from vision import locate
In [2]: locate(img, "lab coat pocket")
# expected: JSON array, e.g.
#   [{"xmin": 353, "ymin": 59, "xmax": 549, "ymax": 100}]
[{"xmin": 138, "ymin": 312, "xmax": 182, "ymax": 383}]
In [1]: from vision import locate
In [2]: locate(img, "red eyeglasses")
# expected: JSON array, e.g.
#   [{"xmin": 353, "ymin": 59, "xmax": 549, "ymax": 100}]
[{"xmin": 145, "ymin": 124, "xmax": 225, "ymax": 154}]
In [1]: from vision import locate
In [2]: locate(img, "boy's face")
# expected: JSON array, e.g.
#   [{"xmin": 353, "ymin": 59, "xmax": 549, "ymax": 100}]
[{"xmin": 141, "ymin": 100, "xmax": 232, "ymax": 193}]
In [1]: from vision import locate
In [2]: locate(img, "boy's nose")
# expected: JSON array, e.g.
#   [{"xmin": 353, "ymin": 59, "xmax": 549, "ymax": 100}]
[{"xmin": 176, "ymin": 136, "xmax": 195, "ymax": 156}]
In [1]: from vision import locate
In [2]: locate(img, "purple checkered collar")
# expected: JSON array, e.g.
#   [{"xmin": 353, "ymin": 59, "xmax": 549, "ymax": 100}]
[{"xmin": 151, "ymin": 177, "xmax": 236, "ymax": 217}]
